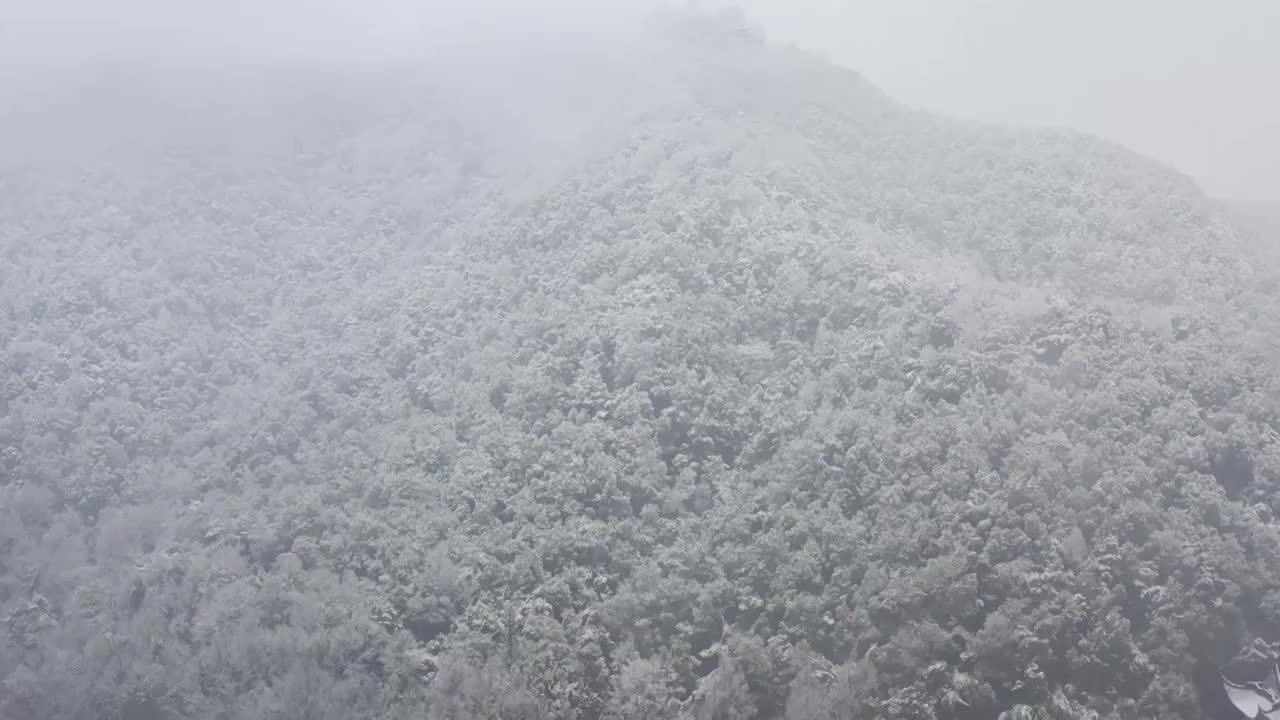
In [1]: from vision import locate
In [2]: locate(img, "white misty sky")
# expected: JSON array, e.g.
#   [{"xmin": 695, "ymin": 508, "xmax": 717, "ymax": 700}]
[
  {"xmin": 2, "ymin": 0, "xmax": 1275, "ymax": 201},
  {"xmin": 736, "ymin": 0, "xmax": 1280, "ymax": 203}
]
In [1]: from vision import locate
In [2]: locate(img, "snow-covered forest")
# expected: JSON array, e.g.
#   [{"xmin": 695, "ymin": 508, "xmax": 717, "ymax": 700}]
[{"xmin": 3, "ymin": 9, "xmax": 1280, "ymax": 720}]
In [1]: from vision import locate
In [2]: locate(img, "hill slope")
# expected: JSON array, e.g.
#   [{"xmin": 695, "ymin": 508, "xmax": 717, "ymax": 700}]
[{"xmin": 3, "ymin": 11, "xmax": 1279, "ymax": 720}]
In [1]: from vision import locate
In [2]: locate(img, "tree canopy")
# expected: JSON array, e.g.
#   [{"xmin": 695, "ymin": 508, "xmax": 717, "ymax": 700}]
[{"xmin": 3, "ymin": 10, "xmax": 1279, "ymax": 720}]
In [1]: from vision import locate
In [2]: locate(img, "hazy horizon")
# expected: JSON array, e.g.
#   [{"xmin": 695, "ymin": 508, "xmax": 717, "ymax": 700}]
[{"xmin": 3, "ymin": 0, "xmax": 1276, "ymax": 203}]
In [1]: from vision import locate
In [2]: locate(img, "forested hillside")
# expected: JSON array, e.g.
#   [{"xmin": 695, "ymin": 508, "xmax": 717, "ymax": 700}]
[
  {"xmin": 4, "ymin": 10, "xmax": 1280, "ymax": 720},
  {"xmin": 1229, "ymin": 201, "xmax": 1280, "ymax": 256}
]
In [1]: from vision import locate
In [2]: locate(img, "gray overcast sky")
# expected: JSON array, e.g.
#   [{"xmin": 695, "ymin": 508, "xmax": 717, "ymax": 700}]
[{"xmin": 3, "ymin": 0, "xmax": 1276, "ymax": 201}]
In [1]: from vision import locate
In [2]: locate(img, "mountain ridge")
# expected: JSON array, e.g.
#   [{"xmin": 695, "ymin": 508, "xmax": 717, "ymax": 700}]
[{"xmin": 2, "ymin": 12, "xmax": 1279, "ymax": 720}]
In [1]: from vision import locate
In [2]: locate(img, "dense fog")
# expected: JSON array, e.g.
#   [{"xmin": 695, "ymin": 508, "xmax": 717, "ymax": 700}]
[{"xmin": 3, "ymin": 4, "xmax": 1280, "ymax": 720}]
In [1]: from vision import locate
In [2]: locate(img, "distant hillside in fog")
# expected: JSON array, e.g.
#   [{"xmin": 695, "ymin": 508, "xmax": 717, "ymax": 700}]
[{"xmin": 4, "ymin": 9, "xmax": 1280, "ymax": 720}]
